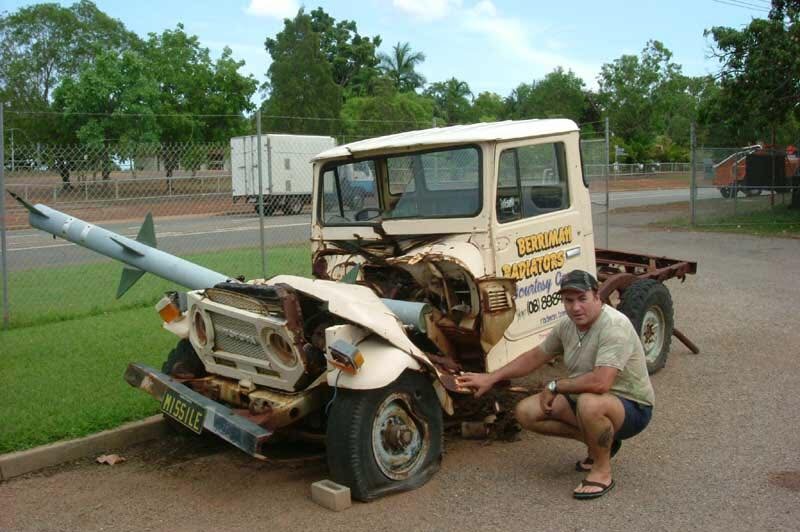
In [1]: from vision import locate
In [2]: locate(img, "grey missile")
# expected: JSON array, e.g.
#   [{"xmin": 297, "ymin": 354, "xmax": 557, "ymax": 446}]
[{"xmin": 8, "ymin": 192, "xmax": 232, "ymax": 297}]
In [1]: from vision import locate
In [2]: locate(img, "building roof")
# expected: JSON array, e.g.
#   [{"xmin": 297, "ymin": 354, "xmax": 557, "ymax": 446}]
[{"xmin": 313, "ymin": 118, "xmax": 579, "ymax": 160}]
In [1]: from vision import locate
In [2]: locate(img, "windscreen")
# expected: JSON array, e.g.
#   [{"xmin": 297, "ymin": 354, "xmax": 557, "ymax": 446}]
[{"xmin": 320, "ymin": 146, "xmax": 481, "ymax": 224}]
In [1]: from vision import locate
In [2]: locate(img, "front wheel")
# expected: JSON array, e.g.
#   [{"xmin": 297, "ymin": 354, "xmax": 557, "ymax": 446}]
[
  {"xmin": 618, "ymin": 279, "xmax": 674, "ymax": 375},
  {"xmin": 325, "ymin": 370, "xmax": 443, "ymax": 501}
]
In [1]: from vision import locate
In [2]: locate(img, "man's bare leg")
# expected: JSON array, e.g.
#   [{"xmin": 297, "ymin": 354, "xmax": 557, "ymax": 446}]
[
  {"xmin": 573, "ymin": 393, "xmax": 626, "ymax": 495},
  {"xmin": 515, "ymin": 393, "xmax": 582, "ymax": 441}
]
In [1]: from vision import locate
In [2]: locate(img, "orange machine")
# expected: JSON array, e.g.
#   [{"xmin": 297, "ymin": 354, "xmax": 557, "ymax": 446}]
[{"xmin": 713, "ymin": 144, "xmax": 799, "ymax": 198}]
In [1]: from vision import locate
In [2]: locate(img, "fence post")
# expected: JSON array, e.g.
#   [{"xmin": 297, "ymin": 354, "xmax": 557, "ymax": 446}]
[
  {"xmin": 0, "ymin": 102, "xmax": 10, "ymax": 328},
  {"xmin": 604, "ymin": 117, "xmax": 610, "ymax": 248},
  {"xmin": 256, "ymin": 109, "xmax": 267, "ymax": 279},
  {"xmin": 690, "ymin": 122, "xmax": 696, "ymax": 227}
]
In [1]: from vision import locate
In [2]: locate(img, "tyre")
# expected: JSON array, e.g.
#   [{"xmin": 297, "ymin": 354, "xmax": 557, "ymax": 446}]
[
  {"xmin": 618, "ymin": 279, "xmax": 674, "ymax": 375},
  {"xmin": 162, "ymin": 339, "xmax": 206, "ymax": 378},
  {"xmin": 326, "ymin": 370, "xmax": 443, "ymax": 501},
  {"xmin": 719, "ymin": 186, "xmax": 731, "ymax": 198}
]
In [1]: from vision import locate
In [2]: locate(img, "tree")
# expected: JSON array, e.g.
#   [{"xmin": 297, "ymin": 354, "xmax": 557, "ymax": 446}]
[
  {"xmin": 143, "ymin": 24, "xmax": 256, "ymax": 144},
  {"xmin": 0, "ymin": 0, "xmax": 139, "ymax": 142},
  {"xmin": 264, "ymin": 9, "xmax": 343, "ymax": 134},
  {"xmin": 378, "ymin": 42, "xmax": 426, "ymax": 92},
  {"xmin": 706, "ymin": 0, "xmax": 800, "ymax": 145},
  {"xmin": 598, "ymin": 41, "xmax": 699, "ymax": 161},
  {"xmin": 308, "ymin": 8, "xmax": 382, "ymax": 97},
  {"xmin": 424, "ymin": 78, "xmax": 473, "ymax": 125},
  {"xmin": 341, "ymin": 82, "xmax": 434, "ymax": 139},
  {"xmin": 471, "ymin": 91, "xmax": 505, "ymax": 122},
  {"xmin": 505, "ymin": 67, "xmax": 586, "ymax": 123},
  {"xmin": 52, "ymin": 50, "xmax": 161, "ymax": 181}
]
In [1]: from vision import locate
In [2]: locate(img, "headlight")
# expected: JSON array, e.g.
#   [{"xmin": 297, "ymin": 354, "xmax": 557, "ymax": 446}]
[
  {"xmin": 262, "ymin": 330, "xmax": 298, "ymax": 368},
  {"xmin": 193, "ymin": 309, "xmax": 208, "ymax": 346}
]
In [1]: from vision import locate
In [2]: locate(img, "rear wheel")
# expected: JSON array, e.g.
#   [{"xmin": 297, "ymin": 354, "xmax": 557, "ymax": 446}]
[
  {"xmin": 162, "ymin": 339, "xmax": 205, "ymax": 378},
  {"xmin": 618, "ymin": 279, "xmax": 674, "ymax": 374},
  {"xmin": 326, "ymin": 370, "xmax": 443, "ymax": 501}
]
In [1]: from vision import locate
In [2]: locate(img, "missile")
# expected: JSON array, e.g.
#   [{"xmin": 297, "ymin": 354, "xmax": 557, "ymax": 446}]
[{"xmin": 8, "ymin": 191, "xmax": 231, "ymax": 298}]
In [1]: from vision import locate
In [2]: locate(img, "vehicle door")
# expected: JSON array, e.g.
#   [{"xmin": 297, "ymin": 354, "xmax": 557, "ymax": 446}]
[{"xmin": 491, "ymin": 135, "xmax": 595, "ymax": 362}]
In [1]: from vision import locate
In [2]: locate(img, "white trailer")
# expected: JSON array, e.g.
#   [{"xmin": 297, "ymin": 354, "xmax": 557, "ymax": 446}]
[{"xmin": 230, "ymin": 134, "xmax": 336, "ymax": 215}]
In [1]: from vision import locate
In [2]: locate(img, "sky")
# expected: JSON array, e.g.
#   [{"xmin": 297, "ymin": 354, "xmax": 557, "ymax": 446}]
[{"xmin": 4, "ymin": 0, "xmax": 772, "ymax": 98}]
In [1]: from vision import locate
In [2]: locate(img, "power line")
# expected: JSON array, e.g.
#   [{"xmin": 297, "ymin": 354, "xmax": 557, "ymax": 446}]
[{"xmin": 712, "ymin": 0, "xmax": 771, "ymax": 12}]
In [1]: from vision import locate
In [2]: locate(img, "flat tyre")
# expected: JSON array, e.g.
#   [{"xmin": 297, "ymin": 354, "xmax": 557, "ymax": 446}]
[{"xmin": 325, "ymin": 370, "xmax": 443, "ymax": 501}]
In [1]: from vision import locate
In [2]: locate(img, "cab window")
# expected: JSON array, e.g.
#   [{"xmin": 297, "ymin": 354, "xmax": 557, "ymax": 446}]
[{"xmin": 496, "ymin": 142, "xmax": 569, "ymax": 223}]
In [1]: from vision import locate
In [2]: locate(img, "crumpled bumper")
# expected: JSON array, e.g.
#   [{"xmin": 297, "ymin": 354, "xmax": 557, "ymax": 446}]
[{"xmin": 124, "ymin": 363, "xmax": 273, "ymax": 459}]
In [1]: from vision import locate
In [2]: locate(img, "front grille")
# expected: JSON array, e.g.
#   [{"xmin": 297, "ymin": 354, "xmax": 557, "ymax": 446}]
[
  {"xmin": 486, "ymin": 288, "xmax": 512, "ymax": 311},
  {"xmin": 209, "ymin": 312, "xmax": 267, "ymax": 361}
]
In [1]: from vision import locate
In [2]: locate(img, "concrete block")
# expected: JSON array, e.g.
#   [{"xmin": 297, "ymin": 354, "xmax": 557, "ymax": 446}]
[{"xmin": 311, "ymin": 479, "xmax": 352, "ymax": 511}]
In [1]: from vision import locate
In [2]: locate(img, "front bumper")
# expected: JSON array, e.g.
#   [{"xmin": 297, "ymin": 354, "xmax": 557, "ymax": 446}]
[{"xmin": 124, "ymin": 363, "xmax": 273, "ymax": 459}]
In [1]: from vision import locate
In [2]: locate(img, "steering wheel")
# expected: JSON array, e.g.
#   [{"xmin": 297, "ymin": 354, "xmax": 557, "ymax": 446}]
[{"xmin": 354, "ymin": 207, "xmax": 381, "ymax": 221}]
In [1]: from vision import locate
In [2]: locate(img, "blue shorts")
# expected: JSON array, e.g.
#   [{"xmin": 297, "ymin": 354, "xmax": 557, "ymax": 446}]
[{"xmin": 566, "ymin": 394, "xmax": 652, "ymax": 440}]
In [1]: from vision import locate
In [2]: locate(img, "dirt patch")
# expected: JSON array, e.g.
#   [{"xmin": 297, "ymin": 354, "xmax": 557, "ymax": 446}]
[{"xmin": 769, "ymin": 471, "xmax": 800, "ymax": 492}]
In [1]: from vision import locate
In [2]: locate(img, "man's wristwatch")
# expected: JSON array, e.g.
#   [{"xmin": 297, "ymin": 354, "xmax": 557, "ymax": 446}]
[{"xmin": 546, "ymin": 380, "xmax": 558, "ymax": 394}]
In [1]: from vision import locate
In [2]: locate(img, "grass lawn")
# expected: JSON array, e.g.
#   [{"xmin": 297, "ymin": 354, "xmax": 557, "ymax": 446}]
[
  {"xmin": 659, "ymin": 203, "xmax": 800, "ymax": 237},
  {"xmin": 0, "ymin": 244, "xmax": 312, "ymax": 453},
  {"xmin": 0, "ymin": 306, "xmax": 174, "ymax": 453}
]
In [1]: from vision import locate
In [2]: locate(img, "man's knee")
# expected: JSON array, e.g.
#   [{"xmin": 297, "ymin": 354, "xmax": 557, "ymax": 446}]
[
  {"xmin": 514, "ymin": 397, "xmax": 540, "ymax": 428},
  {"xmin": 575, "ymin": 393, "xmax": 606, "ymax": 421}
]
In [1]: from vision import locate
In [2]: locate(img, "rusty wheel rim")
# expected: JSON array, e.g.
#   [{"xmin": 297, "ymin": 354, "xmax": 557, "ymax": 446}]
[
  {"xmin": 641, "ymin": 305, "xmax": 665, "ymax": 365},
  {"xmin": 371, "ymin": 392, "xmax": 429, "ymax": 480}
]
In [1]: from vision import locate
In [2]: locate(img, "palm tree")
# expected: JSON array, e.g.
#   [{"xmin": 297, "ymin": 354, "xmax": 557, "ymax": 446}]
[{"xmin": 378, "ymin": 42, "xmax": 426, "ymax": 92}]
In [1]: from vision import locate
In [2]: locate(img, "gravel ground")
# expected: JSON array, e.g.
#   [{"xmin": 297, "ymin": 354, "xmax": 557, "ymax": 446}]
[{"xmin": 2, "ymin": 224, "xmax": 799, "ymax": 532}]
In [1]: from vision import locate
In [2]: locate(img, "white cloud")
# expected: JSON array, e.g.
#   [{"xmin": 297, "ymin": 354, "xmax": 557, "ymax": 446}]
[
  {"xmin": 461, "ymin": 1, "xmax": 599, "ymax": 87},
  {"xmin": 392, "ymin": 0, "xmax": 463, "ymax": 22},
  {"xmin": 244, "ymin": 0, "xmax": 298, "ymax": 19}
]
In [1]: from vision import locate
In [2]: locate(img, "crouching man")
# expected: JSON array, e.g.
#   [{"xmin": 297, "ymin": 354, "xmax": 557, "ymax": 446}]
[{"xmin": 456, "ymin": 270, "xmax": 654, "ymax": 500}]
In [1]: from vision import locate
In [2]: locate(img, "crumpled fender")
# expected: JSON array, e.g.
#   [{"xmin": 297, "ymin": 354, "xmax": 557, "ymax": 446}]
[
  {"xmin": 326, "ymin": 335, "xmax": 421, "ymax": 390},
  {"xmin": 324, "ymin": 325, "xmax": 454, "ymax": 415}
]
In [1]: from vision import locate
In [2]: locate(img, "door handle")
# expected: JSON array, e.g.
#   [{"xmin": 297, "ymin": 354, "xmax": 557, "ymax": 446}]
[{"xmin": 565, "ymin": 246, "xmax": 581, "ymax": 259}]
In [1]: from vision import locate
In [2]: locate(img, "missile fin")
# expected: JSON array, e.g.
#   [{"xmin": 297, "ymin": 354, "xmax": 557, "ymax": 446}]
[
  {"xmin": 7, "ymin": 191, "xmax": 49, "ymax": 218},
  {"xmin": 110, "ymin": 236, "xmax": 146, "ymax": 257},
  {"xmin": 136, "ymin": 213, "xmax": 157, "ymax": 248},
  {"xmin": 117, "ymin": 267, "xmax": 146, "ymax": 299}
]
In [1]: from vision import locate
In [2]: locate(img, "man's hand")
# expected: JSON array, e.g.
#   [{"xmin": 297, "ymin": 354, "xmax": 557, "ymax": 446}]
[
  {"xmin": 455, "ymin": 372, "xmax": 496, "ymax": 398},
  {"xmin": 539, "ymin": 387, "xmax": 557, "ymax": 416}
]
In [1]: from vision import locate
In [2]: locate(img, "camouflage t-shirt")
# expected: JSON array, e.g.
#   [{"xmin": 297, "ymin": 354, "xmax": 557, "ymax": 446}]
[{"xmin": 539, "ymin": 305, "xmax": 655, "ymax": 407}]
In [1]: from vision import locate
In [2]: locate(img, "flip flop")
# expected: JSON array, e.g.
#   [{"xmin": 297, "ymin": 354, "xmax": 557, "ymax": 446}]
[
  {"xmin": 573, "ymin": 479, "xmax": 615, "ymax": 500},
  {"xmin": 574, "ymin": 439, "xmax": 621, "ymax": 472}
]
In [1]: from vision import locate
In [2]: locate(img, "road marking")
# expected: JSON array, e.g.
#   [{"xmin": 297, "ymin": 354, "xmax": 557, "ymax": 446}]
[{"xmin": 8, "ymin": 222, "xmax": 310, "ymax": 252}]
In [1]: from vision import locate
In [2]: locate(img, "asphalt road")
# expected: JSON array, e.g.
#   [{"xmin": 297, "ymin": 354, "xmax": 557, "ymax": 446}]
[
  {"xmin": 2, "ymin": 225, "xmax": 799, "ymax": 531},
  {"xmin": 5, "ymin": 188, "xmax": 719, "ymax": 271}
]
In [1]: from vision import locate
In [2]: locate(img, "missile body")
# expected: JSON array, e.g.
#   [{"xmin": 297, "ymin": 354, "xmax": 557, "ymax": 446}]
[{"xmin": 24, "ymin": 202, "xmax": 229, "ymax": 291}]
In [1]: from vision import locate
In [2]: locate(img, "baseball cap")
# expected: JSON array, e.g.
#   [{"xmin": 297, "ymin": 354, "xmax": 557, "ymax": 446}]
[{"xmin": 557, "ymin": 270, "xmax": 599, "ymax": 294}]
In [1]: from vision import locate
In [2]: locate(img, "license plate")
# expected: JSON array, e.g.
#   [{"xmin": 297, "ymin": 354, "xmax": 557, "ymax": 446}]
[{"xmin": 160, "ymin": 389, "xmax": 206, "ymax": 434}]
